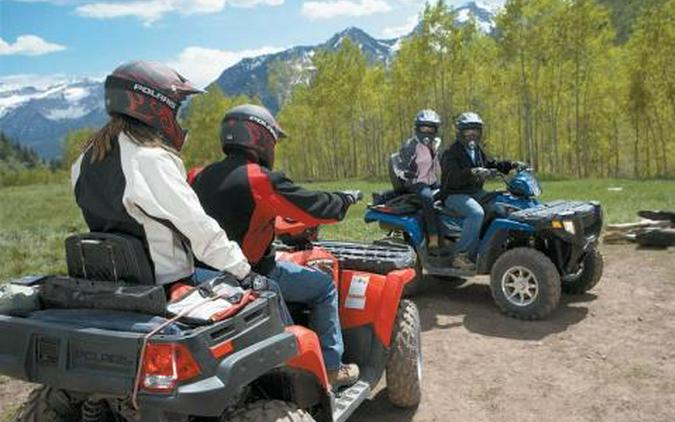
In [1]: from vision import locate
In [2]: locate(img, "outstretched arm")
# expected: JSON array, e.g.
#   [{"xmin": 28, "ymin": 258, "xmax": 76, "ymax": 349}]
[{"xmin": 248, "ymin": 165, "xmax": 352, "ymax": 225}]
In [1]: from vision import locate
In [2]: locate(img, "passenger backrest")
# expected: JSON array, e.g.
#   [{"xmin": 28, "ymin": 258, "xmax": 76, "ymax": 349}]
[
  {"xmin": 65, "ymin": 233, "xmax": 155, "ymax": 285},
  {"xmin": 388, "ymin": 153, "xmax": 407, "ymax": 193}
]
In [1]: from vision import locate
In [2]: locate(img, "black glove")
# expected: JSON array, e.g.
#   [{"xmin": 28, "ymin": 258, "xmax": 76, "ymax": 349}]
[
  {"xmin": 239, "ymin": 271, "xmax": 275, "ymax": 292},
  {"xmin": 471, "ymin": 167, "xmax": 492, "ymax": 181},
  {"xmin": 512, "ymin": 161, "xmax": 529, "ymax": 171},
  {"xmin": 240, "ymin": 271, "xmax": 293, "ymax": 325},
  {"xmin": 340, "ymin": 190, "xmax": 363, "ymax": 205}
]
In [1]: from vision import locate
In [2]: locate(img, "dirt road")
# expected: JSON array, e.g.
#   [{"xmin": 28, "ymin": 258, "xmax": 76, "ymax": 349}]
[{"xmin": 2, "ymin": 245, "xmax": 674, "ymax": 421}]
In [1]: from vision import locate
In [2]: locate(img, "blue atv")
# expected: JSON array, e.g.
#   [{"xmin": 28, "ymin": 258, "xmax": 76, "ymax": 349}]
[{"xmin": 365, "ymin": 157, "xmax": 604, "ymax": 320}]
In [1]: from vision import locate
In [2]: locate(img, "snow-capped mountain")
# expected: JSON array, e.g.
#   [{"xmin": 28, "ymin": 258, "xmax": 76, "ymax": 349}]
[
  {"xmin": 0, "ymin": 2, "xmax": 497, "ymax": 159},
  {"xmin": 455, "ymin": 1, "xmax": 497, "ymax": 33},
  {"xmin": 214, "ymin": 3, "xmax": 496, "ymax": 113},
  {"xmin": 214, "ymin": 26, "xmax": 401, "ymax": 114},
  {"xmin": 0, "ymin": 79, "xmax": 106, "ymax": 159}
]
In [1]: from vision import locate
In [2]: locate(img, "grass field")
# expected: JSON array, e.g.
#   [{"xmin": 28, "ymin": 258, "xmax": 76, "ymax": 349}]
[{"xmin": 1, "ymin": 178, "xmax": 673, "ymax": 284}]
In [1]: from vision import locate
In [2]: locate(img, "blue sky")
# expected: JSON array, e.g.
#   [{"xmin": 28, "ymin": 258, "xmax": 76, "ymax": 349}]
[{"xmin": 0, "ymin": 0, "xmax": 503, "ymax": 88}]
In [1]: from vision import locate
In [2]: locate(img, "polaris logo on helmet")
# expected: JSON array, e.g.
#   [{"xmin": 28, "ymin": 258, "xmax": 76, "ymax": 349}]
[{"xmin": 133, "ymin": 83, "xmax": 177, "ymax": 110}]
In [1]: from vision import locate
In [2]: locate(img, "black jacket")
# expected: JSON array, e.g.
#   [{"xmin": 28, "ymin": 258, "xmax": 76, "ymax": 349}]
[
  {"xmin": 191, "ymin": 154, "xmax": 350, "ymax": 275},
  {"xmin": 440, "ymin": 141, "xmax": 514, "ymax": 198}
]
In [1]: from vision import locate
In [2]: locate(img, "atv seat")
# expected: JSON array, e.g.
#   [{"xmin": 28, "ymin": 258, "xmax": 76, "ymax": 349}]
[{"xmin": 65, "ymin": 232, "xmax": 155, "ymax": 285}]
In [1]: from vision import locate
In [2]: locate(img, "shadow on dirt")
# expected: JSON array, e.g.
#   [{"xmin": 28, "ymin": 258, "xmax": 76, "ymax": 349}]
[
  {"xmin": 415, "ymin": 277, "xmax": 596, "ymax": 341},
  {"xmin": 349, "ymin": 389, "xmax": 418, "ymax": 422}
]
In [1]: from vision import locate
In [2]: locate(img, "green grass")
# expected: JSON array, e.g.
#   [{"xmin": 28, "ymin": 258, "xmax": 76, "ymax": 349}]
[
  {"xmin": 1, "ymin": 405, "xmax": 20, "ymax": 422},
  {"xmin": 1, "ymin": 179, "xmax": 673, "ymax": 284},
  {"xmin": 0, "ymin": 183, "xmax": 86, "ymax": 283}
]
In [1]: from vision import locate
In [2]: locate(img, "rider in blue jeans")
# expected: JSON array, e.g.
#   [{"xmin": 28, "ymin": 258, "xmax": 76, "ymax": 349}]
[
  {"xmin": 191, "ymin": 104, "xmax": 362, "ymax": 390},
  {"xmin": 440, "ymin": 112, "xmax": 526, "ymax": 270}
]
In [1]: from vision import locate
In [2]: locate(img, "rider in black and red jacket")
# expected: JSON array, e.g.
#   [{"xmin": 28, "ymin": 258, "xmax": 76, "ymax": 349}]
[{"xmin": 191, "ymin": 104, "xmax": 361, "ymax": 389}]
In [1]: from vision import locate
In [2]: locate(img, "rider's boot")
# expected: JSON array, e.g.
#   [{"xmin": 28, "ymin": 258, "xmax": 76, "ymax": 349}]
[
  {"xmin": 452, "ymin": 252, "xmax": 475, "ymax": 271},
  {"xmin": 328, "ymin": 363, "xmax": 360, "ymax": 390},
  {"xmin": 427, "ymin": 234, "xmax": 440, "ymax": 250}
]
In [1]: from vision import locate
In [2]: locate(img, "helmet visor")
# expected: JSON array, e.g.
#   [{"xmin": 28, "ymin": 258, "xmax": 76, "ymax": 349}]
[{"xmin": 417, "ymin": 125, "xmax": 437, "ymax": 135}]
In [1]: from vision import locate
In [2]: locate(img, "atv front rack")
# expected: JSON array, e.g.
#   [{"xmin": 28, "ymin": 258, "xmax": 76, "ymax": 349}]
[
  {"xmin": 312, "ymin": 241, "xmax": 417, "ymax": 274},
  {"xmin": 510, "ymin": 200, "xmax": 603, "ymax": 237}
]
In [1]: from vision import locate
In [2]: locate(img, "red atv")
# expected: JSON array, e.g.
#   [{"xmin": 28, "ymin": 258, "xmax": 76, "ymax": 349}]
[
  {"xmin": 0, "ymin": 219, "xmax": 421, "ymax": 421},
  {"xmin": 269, "ymin": 217, "xmax": 424, "ymax": 419}
]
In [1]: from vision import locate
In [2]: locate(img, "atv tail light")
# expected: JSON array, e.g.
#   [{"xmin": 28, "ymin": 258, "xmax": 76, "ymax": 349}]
[{"xmin": 141, "ymin": 343, "xmax": 201, "ymax": 393}]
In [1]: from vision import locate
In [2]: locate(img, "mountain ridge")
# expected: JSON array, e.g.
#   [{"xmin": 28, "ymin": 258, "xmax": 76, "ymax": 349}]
[{"xmin": 0, "ymin": 1, "xmax": 497, "ymax": 158}]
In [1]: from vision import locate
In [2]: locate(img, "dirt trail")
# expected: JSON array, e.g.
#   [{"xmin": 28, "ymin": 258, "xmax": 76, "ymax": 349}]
[
  {"xmin": 351, "ymin": 245, "xmax": 675, "ymax": 422},
  {"xmin": 1, "ymin": 245, "xmax": 674, "ymax": 421}
]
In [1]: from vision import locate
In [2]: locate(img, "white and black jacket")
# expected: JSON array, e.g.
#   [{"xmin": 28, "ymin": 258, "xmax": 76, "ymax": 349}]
[{"xmin": 71, "ymin": 132, "xmax": 251, "ymax": 285}]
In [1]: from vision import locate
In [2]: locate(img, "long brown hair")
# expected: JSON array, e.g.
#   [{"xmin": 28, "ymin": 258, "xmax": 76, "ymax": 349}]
[{"xmin": 83, "ymin": 114, "xmax": 168, "ymax": 162}]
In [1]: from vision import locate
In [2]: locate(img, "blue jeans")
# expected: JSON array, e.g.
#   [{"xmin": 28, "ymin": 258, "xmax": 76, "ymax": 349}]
[
  {"xmin": 443, "ymin": 193, "xmax": 485, "ymax": 258},
  {"xmin": 269, "ymin": 260, "xmax": 343, "ymax": 371},
  {"xmin": 193, "ymin": 267, "xmax": 221, "ymax": 284},
  {"xmin": 410, "ymin": 183, "xmax": 438, "ymax": 237}
]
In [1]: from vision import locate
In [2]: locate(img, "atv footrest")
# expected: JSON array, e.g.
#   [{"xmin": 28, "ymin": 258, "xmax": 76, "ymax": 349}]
[
  {"xmin": 333, "ymin": 380, "xmax": 370, "ymax": 422},
  {"xmin": 313, "ymin": 241, "xmax": 416, "ymax": 274}
]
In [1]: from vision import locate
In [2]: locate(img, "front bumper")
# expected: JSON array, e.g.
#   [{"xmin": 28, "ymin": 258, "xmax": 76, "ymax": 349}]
[{"xmin": 510, "ymin": 200, "xmax": 603, "ymax": 245}]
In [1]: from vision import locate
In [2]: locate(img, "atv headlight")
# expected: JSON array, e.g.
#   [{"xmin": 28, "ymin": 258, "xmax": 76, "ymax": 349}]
[
  {"xmin": 551, "ymin": 220, "xmax": 576, "ymax": 234},
  {"xmin": 562, "ymin": 220, "xmax": 576, "ymax": 234}
]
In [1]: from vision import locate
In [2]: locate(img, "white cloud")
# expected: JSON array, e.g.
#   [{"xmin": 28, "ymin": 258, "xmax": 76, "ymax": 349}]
[
  {"xmin": 180, "ymin": 0, "xmax": 227, "ymax": 13},
  {"xmin": 75, "ymin": 1, "xmax": 175, "ymax": 24},
  {"xmin": 167, "ymin": 45, "xmax": 284, "ymax": 88},
  {"xmin": 380, "ymin": 14, "xmax": 417, "ymax": 38},
  {"xmin": 14, "ymin": 0, "xmax": 92, "ymax": 4},
  {"xmin": 302, "ymin": 0, "xmax": 391, "ymax": 20},
  {"xmin": 74, "ymin": 0, "xmax": 282, "ymax": 24},
  {"xmin": 0, "ymin": 35, "xmax": 66, "ymax": 56},
  {"xmin": 228, "ymin": 0, "xmax": 284, "ymax": 7}
]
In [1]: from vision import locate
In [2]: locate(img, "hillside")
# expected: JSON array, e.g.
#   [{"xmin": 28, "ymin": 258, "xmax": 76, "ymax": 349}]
[{"xmin": 0, "ymin": 133, "xmax": 44, "ymax": 172}]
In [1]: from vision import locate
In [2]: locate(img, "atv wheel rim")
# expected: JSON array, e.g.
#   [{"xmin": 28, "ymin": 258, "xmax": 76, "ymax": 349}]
[{"xmin": 501, "ymin": 266, "xmax": 539, "ymax": 307}]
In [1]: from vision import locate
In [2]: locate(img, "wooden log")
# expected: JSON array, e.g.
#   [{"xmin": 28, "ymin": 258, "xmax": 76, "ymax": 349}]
[
  {"xmin": 606, "ymin": 219, "xmax": 670, "ymax": 232},
  {"xmin": 603, "ymin": 231, "xmax": 637, "ymax": 244}
]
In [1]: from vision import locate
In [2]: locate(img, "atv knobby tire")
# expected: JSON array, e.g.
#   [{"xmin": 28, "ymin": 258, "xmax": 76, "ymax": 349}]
[
  {"xmin": 386, "ymin": 299, "xmax": 422, "ymax": 408},
  {"xmin": 12, "ymin": 386, "xmax": 82, "ymax": 422},
  {"xmin": 224, "ymin": 400, "xmax": 315, "ymax": 422},
  {"xmin": 490, "ymin": 248, "xmax": 561, "ymax": 320},
  {"xmin": 562, "ymin": 245, "xmax": 604, "ymax": 294}
]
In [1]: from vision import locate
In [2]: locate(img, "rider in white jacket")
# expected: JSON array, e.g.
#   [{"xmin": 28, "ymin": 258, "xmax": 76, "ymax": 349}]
[{"xmin": 70, "ymin": 61, "xmax": 250, "ymax": 285}]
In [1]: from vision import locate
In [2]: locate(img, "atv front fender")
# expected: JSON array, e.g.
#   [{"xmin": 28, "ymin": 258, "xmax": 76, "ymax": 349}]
[
  {"xmin": 339, "ymin": 268, "xmax": 416, "ymax": 347},
  {"xmin": 476, "ymin": 219, "xmax": 535, "ymax": 274}
]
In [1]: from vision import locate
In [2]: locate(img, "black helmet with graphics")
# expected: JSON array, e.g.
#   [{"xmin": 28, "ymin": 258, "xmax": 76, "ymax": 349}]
[
  {"xmin": 104, "ymin": 60, "xmax": 204, "ymax": 151},
  {"xmin": 219, "ymin": 104, "xmax": 287, "ymax": 169}
]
